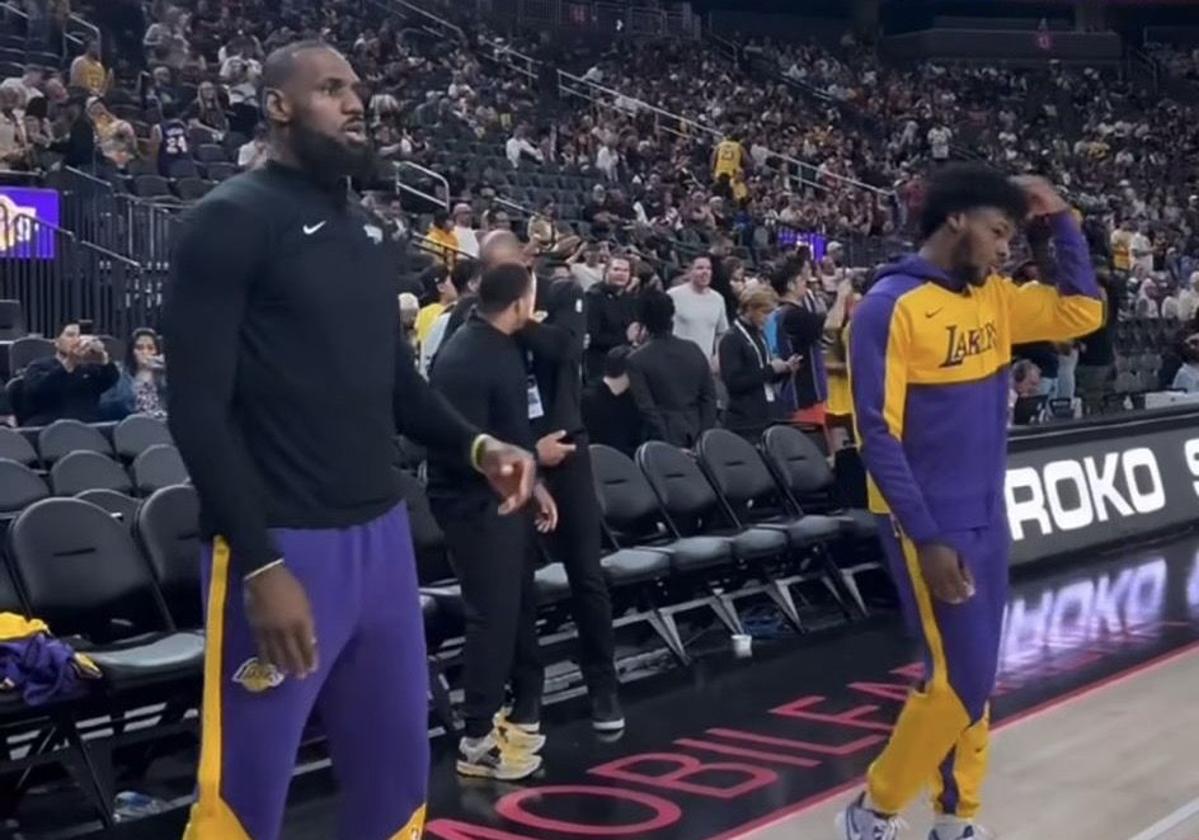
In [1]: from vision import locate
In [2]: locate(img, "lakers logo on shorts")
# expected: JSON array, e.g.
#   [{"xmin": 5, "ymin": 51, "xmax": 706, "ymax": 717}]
[{"xmin": 233, "ymin": 658, "xmax": 284, "ymax": 693}]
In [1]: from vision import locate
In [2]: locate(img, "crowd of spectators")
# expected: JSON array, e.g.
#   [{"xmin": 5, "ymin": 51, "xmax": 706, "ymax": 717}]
[{"xmin": 3, "ymin": 0, "xmax": 1199, "ymax": 433}]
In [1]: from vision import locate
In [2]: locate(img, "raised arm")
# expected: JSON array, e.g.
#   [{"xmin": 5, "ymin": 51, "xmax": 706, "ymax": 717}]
[{"xmin": 1005, "ymin": 212, "xmax": 1102, "ymax": 344}]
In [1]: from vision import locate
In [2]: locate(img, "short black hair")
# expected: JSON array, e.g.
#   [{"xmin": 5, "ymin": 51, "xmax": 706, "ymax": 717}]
[
  {"xmin": 432, "ymin": 208, "xmax": 450, "ymax": 227},
  {"xmin": 769, "ymin": 256, "xmax": 804, "ymax": 297},
  {"xmin": 477, "ymin": 263, "xmax": 533, "ymax": 315},
  {"xmin": 260, "ymin": 39, "xmax": 331, "ymax": 113},
  {"xmin": 637, "ymin": 290, "xmax": 675, "ymax": 336},
  {"xmin": 919, "ymin": 164, "xmax": 1029, "ymax": 241},
  {"xmin": 450, "ymin": 257, "xmax": 479, "ymax": 294},
  {"xmin": 604, "ymin": 345, "xmax": 632, "ymax": 378}
]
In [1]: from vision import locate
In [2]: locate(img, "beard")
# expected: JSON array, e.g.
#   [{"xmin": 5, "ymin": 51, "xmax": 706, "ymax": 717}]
[
  {"xmin": 949, "ymin": 235, "xmax": 989, "ymax": 288},
  {"xmin": 290, "ymin": 119, "xmax": 375, "ymax": 185}
]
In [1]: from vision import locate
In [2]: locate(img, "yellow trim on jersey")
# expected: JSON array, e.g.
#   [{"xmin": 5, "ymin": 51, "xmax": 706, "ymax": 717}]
[{"xmin": 183, "ymin": 539, "xmax": 252, "ymax": 840}]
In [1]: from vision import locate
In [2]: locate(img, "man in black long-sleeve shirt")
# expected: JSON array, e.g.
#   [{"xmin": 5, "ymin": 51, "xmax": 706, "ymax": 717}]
[
  {"xmin": 22, "ymin": 323, "xmax": 118, "ymax": 426},
  {"xmin": 429, "ymin": 262, "xmax": 558, "ymax": 780},
  {"xmin": 163, "ymin": 42, "xmax": 534, "ymax": 840}
]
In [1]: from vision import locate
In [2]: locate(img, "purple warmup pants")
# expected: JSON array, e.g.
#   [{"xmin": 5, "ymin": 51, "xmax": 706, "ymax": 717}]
[{"xmin": 182, "ymin": 504, "xmax": 429, "ymax": 840}]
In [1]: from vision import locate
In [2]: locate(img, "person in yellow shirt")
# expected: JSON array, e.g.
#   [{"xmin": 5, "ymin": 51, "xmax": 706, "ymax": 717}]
[
  {"xmin": 712, "ymin": 133, "xmax": 745, "ymax": 183},
  {"xmin": 1110, "ymin": 219, "xmax": 1132, "ymax": 272},
  {"xmin": 69, "ymin": 39, "xmax": 110, "ymax": 97},
  {"xmin": 425, "ymin": 209, "xmax": 459, "ymax": 268},
  {"xmin": 415, "ymin": 266, "xmax": 460, "ymax": 347}
]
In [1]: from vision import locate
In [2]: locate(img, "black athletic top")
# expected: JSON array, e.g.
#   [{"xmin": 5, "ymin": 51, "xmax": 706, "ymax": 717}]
[
  {"xmin": 165, "ymin": 161, "xmax": 479, "ymax": 577},
  {"xmin": 428, "ymin": 314, "xmax": 534, "ymax": 502}
]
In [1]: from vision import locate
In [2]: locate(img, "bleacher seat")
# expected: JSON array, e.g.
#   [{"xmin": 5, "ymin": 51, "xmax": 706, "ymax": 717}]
[
  {"xmin": 167, "ymin": 158, "xmax": 200, "ymax": 179},
  {"xmin": 6, "ymin": 499, "xmax": 205, "ymax": 682},
  {"xmin": 131, "ymin": 444, "xmax": 188, "ymax": 495},
  {"xmin": 0, "ymin": 299, "xmax": 27, "ymax": 340},
  {"xmin": 132, "ymin": 175, "xmax": 172, "ymax": 198},
  {"xmin": 195, "ymin": 144, "xmax": 227, "ymax": 163},
  {"xmin": 175, "ymin": 177, "xmax": 214, "ymax": 200},
  {"xmin": 8, "ymin": 336, "xmax": 54, "ymax": 375},
  {"xmin": 135, "ymin": 485, "xmax": 202, "ymax": 631},
  {"xmin": 0, "ymin": 427, "xmax": 37, "ymax": 467},
  {"xmin": 0, "ymin": 459, "xmax": 49, "ymax": 515},
  {"xmin": 50, "ymin": 451, "xmax": 134, "ymax": 496},
  {"xmin": 205, "ymin": 162, "xmax": 237, "ymax": 181},
  {"xmin": 75, "ymin": 488, "xmax": 142, "ymax": 526},
  {"xmin": 114, "ymin": 414, "xmax": 173, "ymax": 461},
  {"xmin": 38, "ymin": 420, "xmax": 114, "ymax": 465}
]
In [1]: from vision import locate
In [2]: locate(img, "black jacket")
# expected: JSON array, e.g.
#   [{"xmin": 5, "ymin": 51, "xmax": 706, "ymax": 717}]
[
  {"xmin": 23, "ymin": 356, "xmax": 118, "ymax": 426},
  {"xmin": 582, "ymin": 380, "xmax": 641, "ymax": 457},
  {"xmin": 718, "ymin": 319, "xmax": 786, "ymax": 439},
  {"xmin": 584, "ymin": 282, "xmax": 636, "ymax": 382},
  {"xmin": 626, "ymin": 334, "xmax": 716, "ymax": 448}
]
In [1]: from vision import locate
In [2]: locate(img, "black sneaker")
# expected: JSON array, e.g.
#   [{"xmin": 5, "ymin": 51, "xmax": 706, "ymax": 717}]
[{"xmin": 590, "ymin": 692, "xmax": 625, "ymax": 732}]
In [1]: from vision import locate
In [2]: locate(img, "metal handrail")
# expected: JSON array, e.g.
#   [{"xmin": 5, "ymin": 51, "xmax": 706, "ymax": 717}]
[
  {"xmin": 0, "ymin": 207, "xmax": 143, "ymax": 269},
  {"xmin": 485, "ymin": 41, "xmax": 540, "ymax": 81},
  {"xmin": 65, "ymin": 12, "xmax": 98, "ymax": 54},
  {"xmin": 557, "ymin": 70, "xmax": 723, "ymax": 141},
  {"xmin": 372, "ymin": 0, "xmax": 463, "ymax": 42},
  {"xmin": 393, "ymin": 161, "xmax": 450, "ymax": 211},
  {"xmin": 411, "ymin": 231, "xmax": 472, "ymax": 262}
]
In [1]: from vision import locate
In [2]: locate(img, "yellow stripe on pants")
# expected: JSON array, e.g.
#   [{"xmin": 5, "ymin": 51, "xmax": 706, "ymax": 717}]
[
  {"xmin": 183, "ymin": 539, "xmax": 253, "ymax": 840},
  {"xmin": 387, "ymin": 803, "xmax": 427, "ymax": 839},
  {"xmin": 866, "ymin": 534, "xmax": 973, "ymax": 815}
]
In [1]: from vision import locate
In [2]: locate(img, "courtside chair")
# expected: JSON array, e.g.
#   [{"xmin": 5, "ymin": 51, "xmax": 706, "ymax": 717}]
[
  {"xmin": 134, "ymin": 485, "xmax": 203, "ymax": 632},
  {"xmin": 760, "ymin": 426, "xmax": 883, "ymax": 615},
  {"xmin": 0, "ymin": 426, "xmax": 38, "ymax": 467},
  {"xmin": 696, "ymin": 429, "xmax": 853, "ymax": 626},
  {"xmin": 590, "ymin": 443, "xmax": 735, "ymax": 665},
  {"xmin": 0, "ymin": 459, "xmax": 49, "ymax": 517},
  {"xmin": 636, "ymin": 441, "xmax": 792, "ymax": 634},
  {"xmin": 37, "ymin": 420, "xmax": 113, "ymax": 467},
  {"xmin": 130, "ymin": 444, "xmax": 189, "ymax": 496},
  {"xmin": 113, "ymin": 415, "xmax": 173, "ymax": 463},
  {"xmin": 50, "ymin": 451, "xmax": 133, "ymax": 497}
]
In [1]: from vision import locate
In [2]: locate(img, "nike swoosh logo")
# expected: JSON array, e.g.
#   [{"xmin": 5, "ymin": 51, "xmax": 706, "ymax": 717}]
[
  {"xmin": 925, "ymin": 308, "xmax": 943, "ymax": 318},
  {"xmin": 303, "ymin": 222, "xmax": 326, "ymax": 235}
]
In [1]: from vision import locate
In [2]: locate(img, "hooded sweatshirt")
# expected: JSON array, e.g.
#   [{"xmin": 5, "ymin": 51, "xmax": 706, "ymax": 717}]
[{"xmin": 848, "ymin": 211, "xmax": 1102, "ymax": 545}]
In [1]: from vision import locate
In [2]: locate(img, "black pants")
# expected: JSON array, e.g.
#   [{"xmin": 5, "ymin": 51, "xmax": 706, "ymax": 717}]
[
  {"xmin": 432, "ymin": 495, "xmax": 543, "ymax": 738},
  {"xmin": 540, "ymin": 443, "xmax": 618, "ymax": 696}
]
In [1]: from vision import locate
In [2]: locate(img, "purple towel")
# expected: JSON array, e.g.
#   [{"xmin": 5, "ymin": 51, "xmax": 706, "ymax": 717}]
[{"xmin": 0, "ymin": 634, "xmax": 89, "ymax": 705}]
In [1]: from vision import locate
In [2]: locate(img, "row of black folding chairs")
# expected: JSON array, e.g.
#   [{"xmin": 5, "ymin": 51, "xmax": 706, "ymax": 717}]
[
  {"xmin": 0, "ymin": 487, "xmax": 203, "ymax": 829},
  {"xmin": 577, "ymin": 427, "xmax": 883, "ymax": 663},
  {"xmin": 0, "ymin": 415, "xmax": 173, "ymax": 468},
  {"xmin": 0, "ymin": 444, "xmax": 188, "ymax": 518}
]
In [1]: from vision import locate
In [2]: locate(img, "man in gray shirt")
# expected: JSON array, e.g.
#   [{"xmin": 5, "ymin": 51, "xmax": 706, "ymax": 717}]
[{"xmin": 668, "ymin": 255, "xmax": 729, "ymax": 363}]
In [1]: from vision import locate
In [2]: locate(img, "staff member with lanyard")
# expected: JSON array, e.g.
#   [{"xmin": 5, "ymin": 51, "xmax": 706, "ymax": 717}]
[
  {"xmin": 482, "ymin": 234, "xmax": 625, "ymax": 733},
  {"xmin": 718, "ymin": 287, "xmax": 802, "ymax": 440}
]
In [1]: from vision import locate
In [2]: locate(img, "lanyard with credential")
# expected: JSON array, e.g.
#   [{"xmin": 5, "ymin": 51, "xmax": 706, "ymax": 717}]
[{"xmin": 734, "ymin": 320, "xmax": 776, "ymax": 403}]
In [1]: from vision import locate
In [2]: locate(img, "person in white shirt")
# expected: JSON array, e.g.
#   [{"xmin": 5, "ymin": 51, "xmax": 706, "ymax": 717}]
[
  {"xmin": 1135, "ymin": 276, "xmax": 1161, "ymax": 319},
  {"xmin": 1177, "ymin": 272, "xmax": 1199, "ymax": 322},
  {"xmin": 668, "ymin": 256, "xmax": 729, "ymax": 362},
  {"xmin": 1130, "ymin": 222, "xmax": 1154, "ymax": 274},
  {"xmin": 451, "ymin": 203, "xmax": 480, "ymax": 258},
  {"xmin": 505, "ymin": 124, "xmax": 542, "ymax": 169},
  {"xmin": 927, "ymin": 124, "xmax": 952, "ymax": 162},
  {"xmin": 237, "ymin": 124, "xmax": 269, "ymax": 170},
  {"xmin": 1172, "ymin": 337, "xmax": 1199, "ymax": 392},
  {"xmin": 596, "ymin": 140, "xmax": 620, "ymax": 182}
]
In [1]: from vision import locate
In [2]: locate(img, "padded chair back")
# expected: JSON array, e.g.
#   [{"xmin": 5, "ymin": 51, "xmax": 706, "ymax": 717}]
[
  {"xmin": 394, "ymin": 468, "xmax": 453, "ymax": 583},
  {"xmin": 51, "ymin": 451, "xmax": 133, "ymax": 496},
  {"xmin": 76, "ymin": 489, "xmax": 142, "ymax": 525},
  {"xmin": 9, "ymin": 336, "xmax": 53, "ymax": 375},
  {"xmin": 8, "ymin": 498, "xmax": 169, "ymax": 640},
  {"xmin": 0, "ymin": 458, "xmax": 49, "ymax": 514},
  {"xmin": 589, "ymin": 444, "xmax": 667, "ymax": 532},
  {"xmin": 0, "ymin": 299, "xmax": 27, "ymax": 340},
  {"xmin": 114, "ymin": 414, "xmax": 173, "ymax": 461},
  {"xmin": 0, "ymin": 562, "xmax": 25, "ymax": 615},
  {"xmin": 132, "ymin": 444, "xmax": 188, "ymax": 495},
  {"xmin": 5, "ymin": 377, "xmax": 28, "ymax": 426},
  {"xmin": 38, "ymin": 419, "xmax": 113, "ymax": 465},
  {"xmin": 762, "ymin": 425, "xmax": 834, "ymax": 497},
  {"xmin": 0, "ymin": 426, "xmax": 37, "ymax": 466},
  {"xmin": 136, "ymin": 485, "xmax": 201, "ymax": 630},
  {"xmin": 696, "ymin": 429, "xmax": 779, "ymax": 505},
  {"xmin": 636, "ymin": 441, "xmax": 720, "ymax": 524}
]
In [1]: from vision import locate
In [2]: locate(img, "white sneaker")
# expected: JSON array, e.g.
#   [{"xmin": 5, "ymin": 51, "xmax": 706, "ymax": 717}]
[
  {"xmin": 929, "ymin": 822, "xmax": 994, "ymax": 840},
  {"xmin": 835, "ymin": 793, "xmax": 906, "ymax": 840},
  {"xmin": 493, "ymin": 710, "xmax": 547, "ymax": 754},
  {"xmin": 456, "ymin": 732, "xmax": 542, "ymax": 780}
]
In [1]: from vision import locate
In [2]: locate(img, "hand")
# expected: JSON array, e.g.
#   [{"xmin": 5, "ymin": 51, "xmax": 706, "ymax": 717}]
[
  {"xmin": 532, "ymin": 482, "xmax": 558, "ymax": 533},
  {"xmin": 476, "ymin": 435, "xmax": 537, "ymax": 515},
  {"xmin": 243, "ymin": 564, "xmax": 318, "ymax": 678},
  {"xmin": 626, "ymin": 321, "xmax": 644, "ymax": 345},
  {"xmin": 786, "ymin": 353, "xmax": 804, "ymax": 372},
  {"xmin": 770, "ymin": 358, "xmax": 790, "ymax": 374},
  {"xmin": 536, "ymin": 430, "xmax": 576, "ymax": 467},
  {"xmin": 917, "ymin": 543, "xmax": 975, "ymax": 604},
  {"xmin": 1012, "ymin": 175, "xmax": 1069, "ymax": 218}
]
